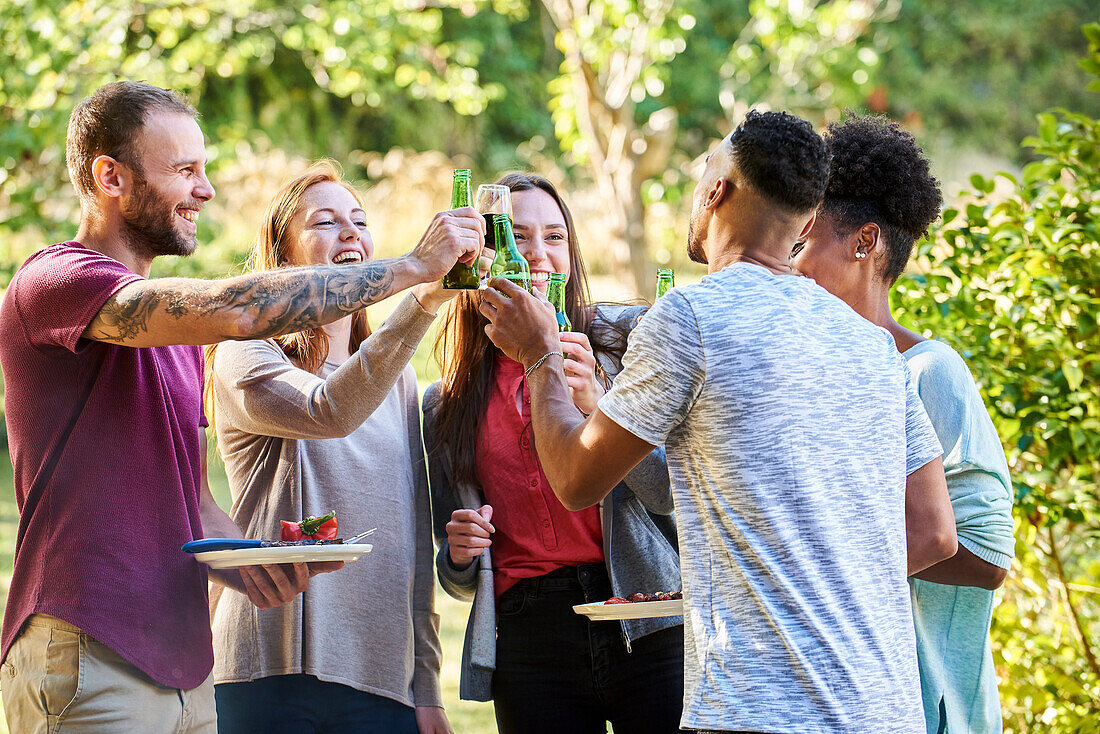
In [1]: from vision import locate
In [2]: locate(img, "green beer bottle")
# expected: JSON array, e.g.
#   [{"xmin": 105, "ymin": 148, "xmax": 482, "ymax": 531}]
[
  {"xmin": 490, "ymin": 213, "xmax": 531, "ymax": 292},
  {"xmin": 656, "ymin": 268, "xmax": 675, "ymax": 299},
  {"xmin": 547, "ymin": 272, "xmax": 572, "ymax": 332},
  {"xmin": 442, "ymin": 169, "xmax": 479, "ymax": 289}
]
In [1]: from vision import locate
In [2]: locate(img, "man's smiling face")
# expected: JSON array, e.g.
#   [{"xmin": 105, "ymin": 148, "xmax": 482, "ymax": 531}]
[{"xmin": 118, "ymin": 111, "xmax": 215, "ymax": 258}]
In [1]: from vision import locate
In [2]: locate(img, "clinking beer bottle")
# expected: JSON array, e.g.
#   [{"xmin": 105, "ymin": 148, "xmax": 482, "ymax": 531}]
[
  {"xmin": 656, "ymin": 268, "xmax": 675, "ymax": 299},
  {"xmin": 442, "ymin": 169, "xmax": 479, "ymax": 289},
  {"xmin": 489, "ymin": 213, "xmax": 531, "ymax": 292},
  {"xmin": 547, "ymin": 272, "xmax": 572, "ymax": 332}
]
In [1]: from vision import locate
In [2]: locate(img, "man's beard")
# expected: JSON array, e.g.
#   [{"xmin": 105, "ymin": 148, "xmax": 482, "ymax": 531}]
[
  {"xmin": 120, "ymin": 174, "xmax": 197, "ymax": 259},
  {"xmin": 686, "ymin": 213, "xmax": 707, "ymax": 264}
]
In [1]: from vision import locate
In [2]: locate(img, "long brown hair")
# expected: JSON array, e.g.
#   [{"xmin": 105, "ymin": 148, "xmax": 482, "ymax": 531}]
[
  {"xmin": 204, "ymin": 160, "xmax": 371, "ymax": 428},
  {"xmin": 431, "ymin": 172, "xmax": 598, "ymax": 490}
]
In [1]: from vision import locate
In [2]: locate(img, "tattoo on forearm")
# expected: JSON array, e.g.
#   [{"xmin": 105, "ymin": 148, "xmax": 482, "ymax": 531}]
[
  {"xmin": 92, "ymin": 289, "xmax": 164, "ymax": 341},
  {"xmin": 89, "ymin": 261, "xmax": 398, "ymax": 343}
]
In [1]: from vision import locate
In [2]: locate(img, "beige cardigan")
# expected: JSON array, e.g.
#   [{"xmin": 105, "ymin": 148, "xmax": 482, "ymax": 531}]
[{"xmin": 208, "ymin": 293, "xmax": 442, "ymax": 708}]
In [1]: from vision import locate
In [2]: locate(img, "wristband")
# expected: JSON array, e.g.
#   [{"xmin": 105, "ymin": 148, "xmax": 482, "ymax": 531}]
[{"xmin": 523, "ymin": 351, "xmax": 564, "ymax": 381}]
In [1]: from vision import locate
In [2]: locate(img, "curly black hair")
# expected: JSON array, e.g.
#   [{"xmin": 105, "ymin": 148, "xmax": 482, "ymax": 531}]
[
  {"xmin": 728, "ymin": 109, "xmax": 829, "ymax": 214},
  {"xmin": 821, "ymin": 114, "xmax": 943, "ymax": 285}
]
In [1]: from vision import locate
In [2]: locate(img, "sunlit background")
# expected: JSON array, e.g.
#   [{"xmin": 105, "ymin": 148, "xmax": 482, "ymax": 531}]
[{"xmin": 1, "ymin": 1, "xmax": 1097, "ymax": 731}]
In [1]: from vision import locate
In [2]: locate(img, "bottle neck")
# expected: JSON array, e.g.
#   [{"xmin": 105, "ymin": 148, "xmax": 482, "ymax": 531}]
[
  {"xmin": 547, "ymin": 284, "xmax": 566, "ymax": 311},
  {"xmin": 494, "ymin": 222, "xmax": 523, "ymax": 259},
  {"xmin": 451, "ymin": 178, "xmax": 472, "ymax": 209}
]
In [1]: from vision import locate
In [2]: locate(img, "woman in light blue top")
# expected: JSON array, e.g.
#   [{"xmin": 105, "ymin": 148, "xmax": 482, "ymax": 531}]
[{"xmin": 793, "ymin": 114, "xmax": 1015, "ymax": 734}]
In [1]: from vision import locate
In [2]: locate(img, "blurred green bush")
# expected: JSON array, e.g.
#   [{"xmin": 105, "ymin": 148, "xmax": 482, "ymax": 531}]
[{"xmin": 893, "ymin": 24, "xmax": 1100, "ymax": 730}]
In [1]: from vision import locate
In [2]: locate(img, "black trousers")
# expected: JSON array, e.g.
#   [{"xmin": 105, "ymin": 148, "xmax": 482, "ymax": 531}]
[{"xmin": 491, "ymin": 563, "xmax": 685, "ymax": 734}]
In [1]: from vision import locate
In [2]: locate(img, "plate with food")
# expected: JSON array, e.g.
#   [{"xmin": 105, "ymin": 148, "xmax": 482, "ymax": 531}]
[
  {"xmin": 183, "ymin": 513, "xmax": 374, "ymax": 569},
  {"xmin": 573, "ymin": 591, "xmax": 684, "ymax": 620}
]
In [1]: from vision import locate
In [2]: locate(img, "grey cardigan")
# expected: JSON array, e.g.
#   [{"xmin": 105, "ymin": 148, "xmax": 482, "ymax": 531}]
[{"xmin": 423, "ymin": 304, "xmax": 682, "ymax": 702}]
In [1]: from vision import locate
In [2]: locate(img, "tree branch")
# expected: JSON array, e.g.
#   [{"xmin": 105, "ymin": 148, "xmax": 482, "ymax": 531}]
[{"xmin": 1046, "ymin": 523, "xmax": 1100, "ymax": 681}]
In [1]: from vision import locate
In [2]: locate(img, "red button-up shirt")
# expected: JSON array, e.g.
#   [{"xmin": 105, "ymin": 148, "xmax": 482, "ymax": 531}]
[{"xmin": 477, "ymin": 354, "xmax": 604, "ymax": 598}]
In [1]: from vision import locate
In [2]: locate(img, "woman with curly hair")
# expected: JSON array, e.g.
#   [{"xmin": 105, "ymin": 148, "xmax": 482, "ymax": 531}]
[
  {"xmin": 792, "ymin": 114, "xmax": 1015, "ymax": 734},
  {"xmin": 424, "ymin": 172, "xmax": 684, "ymax": 733}
]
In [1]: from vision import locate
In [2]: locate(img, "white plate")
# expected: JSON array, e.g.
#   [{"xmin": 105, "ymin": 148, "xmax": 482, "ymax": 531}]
[
  {"xmin": 194, "ymin": 543, "xmax": 373, "ymax": 569},
  {"xmin": 573, "ymin": 599, "xmax": 683, "ymax": 620}
]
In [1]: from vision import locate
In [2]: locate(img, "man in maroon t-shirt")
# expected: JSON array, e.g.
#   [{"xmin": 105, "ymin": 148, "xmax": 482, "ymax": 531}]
[{"xmin": 0, "ymin": 81, "xmax": 484, "ymax": 732}]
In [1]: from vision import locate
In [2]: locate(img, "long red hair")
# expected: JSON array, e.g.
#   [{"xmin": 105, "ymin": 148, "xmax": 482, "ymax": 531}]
[{"xmin": 204, "ymin": 161, "xmax": 371, "ymax": 427}]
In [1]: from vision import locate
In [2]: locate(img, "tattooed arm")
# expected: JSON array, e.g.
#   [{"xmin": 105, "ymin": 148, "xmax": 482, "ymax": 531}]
[
  {"xmin": 83, "ymin": 207, "xmax": 483, "ymax": 347},
  {"xmin": 85, "ymin": 259, "xmax": 406, "ymax": 347}
]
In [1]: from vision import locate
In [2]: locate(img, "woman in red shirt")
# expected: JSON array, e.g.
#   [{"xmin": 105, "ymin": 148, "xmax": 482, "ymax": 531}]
[{"xmin": 424, "ymin": 173, "xmax": 684, "ymax": 733}]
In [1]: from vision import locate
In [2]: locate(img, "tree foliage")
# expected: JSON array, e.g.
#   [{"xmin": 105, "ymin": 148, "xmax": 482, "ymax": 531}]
[
  {"xmin": 536, "ymin": 0, "xmax": 887, "ymax": 291},
  {"xmin": 893, "ymin": 25, "xmax": 1100, "ymax": 730},
  {"xmin": 2, "ymin": 0, "xmax": 1097, "ymax": 288},
  {"xmin": 539, "ymin": 0, "xmax": 693, "ymax": 291},
  {"xmin": 720, "ymin": 0, "xmax": 889, "ymax": 120},
  {"xmin": 0, "ymin": 0, "xmax": 505, "ymax": 277},
  {"xmin": 875, "ymin": 0, "xmax": 1100, "ymax": 161}
]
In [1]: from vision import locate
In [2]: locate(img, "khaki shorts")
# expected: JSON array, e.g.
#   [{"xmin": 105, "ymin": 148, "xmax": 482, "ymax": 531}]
[{"xmin": 1, "ymin": 614, "xmax": 216, "ymax": 734}]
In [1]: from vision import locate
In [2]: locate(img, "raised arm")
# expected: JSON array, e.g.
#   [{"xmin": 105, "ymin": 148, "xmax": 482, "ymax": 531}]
[
  {"xmin": 212, "ymin": 294, "xmax": 433, "ymax": 440},
  {"xmin": 479, "ymin": 279, "xmax": 657, "ymax": 510},
  {"xmin": 534, "ymin": 402, "xmax": 658, "ymax": 511},
  {"xmin": 83, "ymin": 208, "xmax": 483, "ymax": 347}
]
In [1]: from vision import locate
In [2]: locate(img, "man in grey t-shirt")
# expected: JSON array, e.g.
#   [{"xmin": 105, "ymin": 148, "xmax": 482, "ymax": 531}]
[{"xmin": 479, "ymin": 110, "xmax": 957, "ymax": 733}]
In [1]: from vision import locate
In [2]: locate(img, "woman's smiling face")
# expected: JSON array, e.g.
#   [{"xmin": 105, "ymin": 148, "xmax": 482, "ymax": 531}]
[
  {"xmin": 285, "ymin": 181, "xmax": 374, "ymax": 267},
  {"xmin": 510, "ymin": 188, "xmax": 571, "ymax": 294}
]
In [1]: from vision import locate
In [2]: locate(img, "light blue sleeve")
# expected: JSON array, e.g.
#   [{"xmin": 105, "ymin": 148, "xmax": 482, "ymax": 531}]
[
  {"xmin": 597, "ymin": 290, "xmax": 705, "ymax": 447},
  {"xmin": 901, "ymin": 354, "xmax": 945, "ymax": 475},
  {"xmin": 907, "ymin": 342, "xmax": 1015, "ymax": 568}
]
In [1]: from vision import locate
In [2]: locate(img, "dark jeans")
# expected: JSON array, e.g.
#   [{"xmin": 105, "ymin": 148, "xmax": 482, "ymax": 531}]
[
  {"xmin": 215, "ymin": 673, "xmax": 417, "ymax": 734},
  {"xmin": 492, "ymin": 563, "xmax": 685, "ymax": 734}
]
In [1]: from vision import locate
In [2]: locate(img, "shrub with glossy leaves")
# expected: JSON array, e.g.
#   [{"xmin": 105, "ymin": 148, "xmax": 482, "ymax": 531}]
[{"xmin": 893, "ymin": 24, "xmax": 1100, "ymax": 731}]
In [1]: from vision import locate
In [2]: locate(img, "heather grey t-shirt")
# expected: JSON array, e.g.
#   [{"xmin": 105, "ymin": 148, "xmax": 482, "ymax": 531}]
[{"xmin": 599, "ymin": 263, "xmax": 942, "ymax": 733}]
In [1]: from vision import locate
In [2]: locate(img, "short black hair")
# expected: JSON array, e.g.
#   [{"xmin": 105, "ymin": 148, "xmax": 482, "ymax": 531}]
[
  {"xmin": 821, "ymin": 114, "xmax": 943, "ymax": 285},
  {"xmin": 728, "ymin": 109, "xmax": 829, "ymax": 214},
  {"xmin": 66, "ymin": 81, "xmax": 197, "ymax": 199}
]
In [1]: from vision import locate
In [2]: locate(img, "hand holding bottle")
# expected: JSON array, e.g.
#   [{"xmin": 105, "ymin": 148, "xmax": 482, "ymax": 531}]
[
  {"xmin": 413, "ymin": 248, "xmax": 495, "ymax": 314},
  {"xmin": 442, "ymin": 169, "xmax": 481, "ymax": 289},
  {"xmin": 407, "ymin": 207, "xmax": 485, "ymax": 283},
  {"xmin": 446, "ymin": 505, "xmax": 495, "ymax": 569},
  {"xmin": 479, "ymin": 277, "xmax": 559, "ymax": 368},
  {"xmin": 558, "ymin": 332, "xmax": 605, "ymax": 415}
]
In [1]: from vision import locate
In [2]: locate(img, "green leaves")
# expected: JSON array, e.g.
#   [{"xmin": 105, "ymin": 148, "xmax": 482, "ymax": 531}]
[
  {"xmin": 720, "ymin": 0, "xmax": 890, "ymax": 119},
  {"xmin": 1038, "ymin": 112, "xmax": 1060, "ymax": 143},
  {"xmin": 893, "ymin": 47, "xmax": 1100, "ymax": 727},
  {"xmin": 969, "ymin": 173, "xmax": 995, "ymax": 194},
  {"xmin": 0, "ymin": 0, "xmax": 506, "ymax": 251}
]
